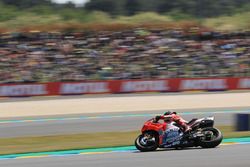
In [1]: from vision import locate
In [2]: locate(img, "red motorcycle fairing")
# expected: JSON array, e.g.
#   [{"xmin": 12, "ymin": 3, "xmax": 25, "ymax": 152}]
[{"xmin": 141, "ymin": 119, "xmax": 167, "ymax": 145}]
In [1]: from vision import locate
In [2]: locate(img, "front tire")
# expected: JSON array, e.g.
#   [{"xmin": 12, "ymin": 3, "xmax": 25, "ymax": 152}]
[
  {"xmin": 135, "ymin": 132, "xmax": 159, "ymax": 152},
  {"xmin": 198, "ymin": 127, "xmax": 223, "ymax": 148}
]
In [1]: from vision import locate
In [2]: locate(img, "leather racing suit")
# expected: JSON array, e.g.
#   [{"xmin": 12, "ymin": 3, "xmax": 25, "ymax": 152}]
[{"xmin": 154, "ymin": 112, "xmax": 191, "ymax": 132}]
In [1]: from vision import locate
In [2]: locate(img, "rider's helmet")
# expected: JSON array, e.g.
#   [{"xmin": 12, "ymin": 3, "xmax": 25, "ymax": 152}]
[
  {"xmin": 163, "ymin": 111, "xmax": 177, "ymax": 123},
  {"xmin": 164, "ymin": 111, "xmax": 172, "ymax": 115},
  {"xmin": 164, "ymin": 111, "xmax": 177, "ymax": 115}
]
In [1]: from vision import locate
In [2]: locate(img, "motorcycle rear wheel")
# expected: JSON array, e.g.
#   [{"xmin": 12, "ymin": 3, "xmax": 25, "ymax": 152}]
[{"xmin": 198, "ymin": 127, "xmax": 223, "ymax": 148}]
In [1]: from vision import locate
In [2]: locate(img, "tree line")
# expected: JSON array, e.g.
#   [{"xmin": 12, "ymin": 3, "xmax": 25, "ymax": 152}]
[
  {"xmin": 85, "ymin": 0, "xmax": 250, "ymax": 17},
  {"xmin": 0, "ymin": 0, "xmax": 250, "ymax": 18}
]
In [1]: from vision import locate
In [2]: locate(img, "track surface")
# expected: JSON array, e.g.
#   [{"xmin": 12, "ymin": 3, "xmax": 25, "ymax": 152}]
[
  {"xmin": 1, "ymin": 108, "xmax": 249, "ymax": 138},
  {"xmin": 1, "ymin": 91, "xmax": 249, "ymax": 103},
  {"xmin": 1, "ymin": 93, "xmax": 249, "ymax": 166},
  {"xmin": 1, "ymin": 92, "xmax": 250, "ymax": 118},
  {"xmin": 0, "ymin": 144, "xmax": 249, "ymax": 167}
]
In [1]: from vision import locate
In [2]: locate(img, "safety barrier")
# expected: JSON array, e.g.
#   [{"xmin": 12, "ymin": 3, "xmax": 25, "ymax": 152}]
[
  {"xmin": 0, "ymin": 77, "xmax": 249, "ymax": 97},
  {"xmin": 235, "ymin": 114, "xmax": 250, "ymax": 131}
]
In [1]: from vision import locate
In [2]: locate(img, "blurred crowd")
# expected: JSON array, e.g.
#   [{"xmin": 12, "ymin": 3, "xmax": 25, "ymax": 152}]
[{"xmin": 0, "ymin": 29, "xmax": 249, "ymax": 83}]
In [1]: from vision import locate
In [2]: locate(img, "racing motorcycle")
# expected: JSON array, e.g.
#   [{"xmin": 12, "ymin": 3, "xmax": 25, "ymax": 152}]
[{"xmin": 135, "ymin": 116, "xmax": 223, "ymax": 152}]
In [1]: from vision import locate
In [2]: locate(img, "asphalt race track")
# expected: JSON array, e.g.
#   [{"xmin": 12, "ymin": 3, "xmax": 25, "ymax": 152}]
[
  {"xmin": 0, "ymin": 144, "xmax": 249, "ymax": 167},
  {"xmin": 0, "ymin": 92, "xmax": 249, "ymax": 138},
  {"xmin": 0, "ymin": 108, "xmax": 249, "ymax": 138},
  {"xmin": 0, "ymin": 93, "xmax": 249, "ymax": 166}
]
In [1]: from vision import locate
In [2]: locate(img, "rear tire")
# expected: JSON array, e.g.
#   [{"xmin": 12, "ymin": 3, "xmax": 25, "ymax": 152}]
[
  {"xmin": 135, "ymin": 132, "xmax": 159, "ymax": 152},
  {"xmin": 198, "ymin": 127, "xmax": 223, "ymax": 148}
]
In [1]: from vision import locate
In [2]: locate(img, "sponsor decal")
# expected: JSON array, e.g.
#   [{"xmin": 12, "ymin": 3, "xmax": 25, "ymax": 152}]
[
  {"xmin": 60, "ymin": 82, "xmax": 109, "ymax": 94},
  {"xmin": 121, "ymin": 80, "xmax": 169, "ymax": 92},
  {"xmin": 238, "ymin": 78, "xmax": 250, "ymax": 89},
  {"xmin": 180, "ymin": 79, "xmax": 227, "ymax": 90},
  {"xmin": 0, "ymin": 84, "xmax": 47, "ymax": 96}
]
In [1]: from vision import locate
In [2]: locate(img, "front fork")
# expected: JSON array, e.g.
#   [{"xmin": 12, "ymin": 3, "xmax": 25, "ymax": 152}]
[{"xmin": 141, "ymin": 133, "xmax": 157, "ymax": 145}]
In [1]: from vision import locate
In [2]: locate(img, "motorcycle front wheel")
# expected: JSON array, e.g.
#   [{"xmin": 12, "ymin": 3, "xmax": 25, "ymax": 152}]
[{"xmin": 135, "ymin": 131, "xmax": 159, "ymax": 152}]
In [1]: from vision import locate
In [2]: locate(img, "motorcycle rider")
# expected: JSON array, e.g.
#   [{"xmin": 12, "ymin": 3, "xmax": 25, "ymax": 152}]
[{"xmin": 154, "ymin": 111, "xmax": 192, "ymax": 133}]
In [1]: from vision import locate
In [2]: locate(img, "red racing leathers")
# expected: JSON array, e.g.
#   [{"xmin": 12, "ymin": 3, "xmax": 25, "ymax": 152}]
[{"xmin": 155, "ymin": 113, "xmax": 191, "ymax": 132}]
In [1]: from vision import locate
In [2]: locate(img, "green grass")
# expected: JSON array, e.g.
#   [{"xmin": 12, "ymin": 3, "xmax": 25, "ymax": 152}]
[
  {"xmin": 0, "ymin": 126, "xmax": 249, "ymax": 155},
  {"xmin": 116, "ymin": 12, "xmax": 173, "ymax": 24},
  {"xmin": 0, "ymin": 10, "xmax": 249, "ymax": 32},
  {"xmin": 204, "ymin": 12, "xmax": 250, "ymax": 31},
  {"xmin": 0, "ymin": 1, "xmax": 249, "ymax": 32},
  {"xmin": 0, "ymin": 131, "xmax": 139, "ymax": 155}
]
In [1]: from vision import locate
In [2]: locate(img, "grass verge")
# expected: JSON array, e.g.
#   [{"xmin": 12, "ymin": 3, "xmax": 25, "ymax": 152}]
[{"xmin": 0, "ymin": 126, "xmax": 249, "ymax": 155}]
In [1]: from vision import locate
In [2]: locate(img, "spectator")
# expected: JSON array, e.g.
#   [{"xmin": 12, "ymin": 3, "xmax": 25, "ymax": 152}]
[{"xmin": 0, "ymin": 29, "xmax": 249, "ymax": 83}]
